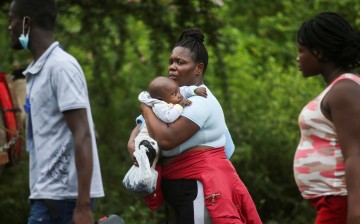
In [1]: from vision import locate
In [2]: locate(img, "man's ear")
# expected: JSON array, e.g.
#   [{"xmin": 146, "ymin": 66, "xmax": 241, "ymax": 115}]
[
  {"xmin": 195, "ymin": 63, "xmax": 204, "ymax": 76},
  {"xmin": 23, "ymin": 16, "xmax": 32, "ymax": 32}
]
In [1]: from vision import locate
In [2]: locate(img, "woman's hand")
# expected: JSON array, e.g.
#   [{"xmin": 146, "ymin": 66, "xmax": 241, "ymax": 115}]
[
  {"xmin": 127, "ymin": 123, "xmax": 141, "ymax": 166},
  {"xmin": 140, "ymin": 102, "xmax": 151, "ymax": 113}
]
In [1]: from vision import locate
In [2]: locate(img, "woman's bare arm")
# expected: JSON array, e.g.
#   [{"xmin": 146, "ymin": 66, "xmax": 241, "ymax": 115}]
[
  {"xmin": 141, "ymin": 104, "xmax": 199, "ymax": 150},
  {"xmin": 127, "ymin": 123, "xmax": 141, "ymax": 165},
  {"xmin": 325, "ymin": 79, "xmax": 360, "ymax": 224}
]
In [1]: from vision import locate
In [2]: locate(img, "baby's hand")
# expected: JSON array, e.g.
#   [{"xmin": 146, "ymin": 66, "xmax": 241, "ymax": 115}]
[
  {"xmin": 195, "ymin": 87, "xmax": 207, "ymax": 97},
  {"xmin": 179, "ymin": 99, "xmax": 192, "ymax": 107}
]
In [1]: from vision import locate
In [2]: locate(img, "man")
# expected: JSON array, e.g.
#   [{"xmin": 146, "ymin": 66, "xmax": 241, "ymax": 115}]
[{"xmin": 8, "ymin": 0, "xmax": 104, "ymax": 223}]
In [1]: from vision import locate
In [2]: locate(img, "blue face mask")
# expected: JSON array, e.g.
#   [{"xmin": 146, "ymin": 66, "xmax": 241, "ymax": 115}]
[{"xmin": 18, "ymin": 17, "xmax": 30, "ymax": 50}]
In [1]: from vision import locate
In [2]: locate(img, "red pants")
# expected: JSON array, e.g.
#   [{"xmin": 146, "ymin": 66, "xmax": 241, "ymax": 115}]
[{"xmin": 308, "ymin": 195, "xmax": 347, "ymax": 224}]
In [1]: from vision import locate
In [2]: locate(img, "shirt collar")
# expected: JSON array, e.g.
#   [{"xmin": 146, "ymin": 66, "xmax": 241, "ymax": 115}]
[{"xmin": 23, "ymin": 41, "xmax": 60, "ymax": 77}]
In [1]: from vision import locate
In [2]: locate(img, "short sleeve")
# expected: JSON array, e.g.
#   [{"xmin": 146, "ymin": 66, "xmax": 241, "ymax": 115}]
[
  {"xmin": 51, "ymin": 62, "xmax": 88, "ymax": 112},
  {"xmin": 181, "ymin": 96, "xmax": 210, "ymax": 128}
]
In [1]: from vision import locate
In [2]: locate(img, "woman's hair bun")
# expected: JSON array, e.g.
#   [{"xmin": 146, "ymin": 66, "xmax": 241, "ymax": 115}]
[{"xmin": 177, "ymin": 28, "xmax": 204, "ymax": 43}]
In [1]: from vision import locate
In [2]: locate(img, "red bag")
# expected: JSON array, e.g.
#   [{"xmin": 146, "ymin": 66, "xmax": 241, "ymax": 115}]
[{"xmin": 0, "ymin": 72, "xmax": 23, "ymax": 166}]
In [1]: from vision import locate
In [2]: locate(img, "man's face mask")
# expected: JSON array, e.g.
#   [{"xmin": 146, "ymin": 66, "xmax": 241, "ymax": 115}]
[{"xmin": 18, "ymin": 16, "xmax": 30, "ymax": 50}]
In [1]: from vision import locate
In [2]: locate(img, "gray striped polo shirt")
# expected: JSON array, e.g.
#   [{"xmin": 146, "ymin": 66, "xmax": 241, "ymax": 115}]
[{"xmin": 24, "ymin": 41, "xmax": 104, "ymax": 199}]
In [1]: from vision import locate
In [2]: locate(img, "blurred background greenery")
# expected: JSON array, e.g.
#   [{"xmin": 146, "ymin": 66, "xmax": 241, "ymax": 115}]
[{"xmin": 1, "ymin": 0, "xmax": 359, "ymax": 223}]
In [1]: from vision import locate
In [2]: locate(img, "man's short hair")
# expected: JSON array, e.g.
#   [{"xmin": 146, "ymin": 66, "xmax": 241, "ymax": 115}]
[{"xmin": 12, "ymin": 0, "xmax": 57, "ymax": 31}]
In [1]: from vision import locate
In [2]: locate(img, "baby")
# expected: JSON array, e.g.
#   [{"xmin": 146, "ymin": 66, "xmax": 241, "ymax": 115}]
[
  {"xmin": 139, "ymin": 76, "xmax": 207, "ymax": 123},
  {"xmin": 123, "ymin": 76, "xmax": 207, "ymax": 196},
  {"xmin": 135, "ymin": 76, "xmax": 207, "ymax": 168}
]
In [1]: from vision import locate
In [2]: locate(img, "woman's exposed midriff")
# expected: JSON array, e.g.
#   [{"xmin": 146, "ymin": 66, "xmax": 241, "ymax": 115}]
[{"xmin": 161, "ymin": 145, "xmax": 215, "ymax": 167}]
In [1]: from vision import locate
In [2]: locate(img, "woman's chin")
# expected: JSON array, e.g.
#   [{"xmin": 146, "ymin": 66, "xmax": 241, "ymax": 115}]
[{"xmin": 169, "ymin": 75, "xmax": 177, "ymax": 82}]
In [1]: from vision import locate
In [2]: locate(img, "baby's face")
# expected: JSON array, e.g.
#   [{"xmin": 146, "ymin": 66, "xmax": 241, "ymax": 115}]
[{"xmin": 162, "ymin": 80, "xmax": 183, "ymax": 104}]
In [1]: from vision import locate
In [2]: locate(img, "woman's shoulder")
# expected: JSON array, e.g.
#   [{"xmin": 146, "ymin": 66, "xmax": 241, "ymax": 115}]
[
  {"xmin": 183, "ymin": 89, "xmax": 221, "ymax": 114},
  {"xmin": 325, "ymin": 73, "xmax": 360, "ymax": 106},
  {"xmin": 331, "ymin": 73, "xmax": 360, "ymax": 85}
]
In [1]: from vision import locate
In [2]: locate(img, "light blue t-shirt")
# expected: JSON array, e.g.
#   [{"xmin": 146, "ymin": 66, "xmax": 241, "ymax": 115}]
[{"xmin": 136, "ymin": 84, "xmax": 234, "ymax": 158}]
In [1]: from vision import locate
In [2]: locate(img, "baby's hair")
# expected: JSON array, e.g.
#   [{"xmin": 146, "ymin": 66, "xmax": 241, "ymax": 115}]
[
  {"xmin": 148, "ymin": 76, "xmax": 172, "ymax": 100},
  {"xmin": 175, "ymin": 28, "xmax": 209, "ymax": 73},
  {"xmin": 297, "ymin": 12, "xmax": 360, "ymax": 69}
]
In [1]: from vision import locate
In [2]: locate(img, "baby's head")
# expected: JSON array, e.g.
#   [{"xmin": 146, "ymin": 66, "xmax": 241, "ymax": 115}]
[{"xmin": 148, "ymin": 76, "xmax": 183, "ymax": 104}]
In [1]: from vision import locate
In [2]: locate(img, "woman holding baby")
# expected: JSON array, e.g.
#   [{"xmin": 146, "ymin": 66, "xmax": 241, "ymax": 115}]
[{"xmin": 128, "ymin": 28, "xmax": 261, "ymax": 224}]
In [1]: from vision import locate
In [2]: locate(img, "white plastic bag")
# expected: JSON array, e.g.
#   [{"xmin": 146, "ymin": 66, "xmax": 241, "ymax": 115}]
[{"xmin": 123, "ymin": 135, "xmax": 159, "ymax": 196}]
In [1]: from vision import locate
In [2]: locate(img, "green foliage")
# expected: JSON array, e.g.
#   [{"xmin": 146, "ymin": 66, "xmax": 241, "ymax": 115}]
[
  {"xmin": 1, "ymin": 0, "xmax": 360, "ymax": 223},
  {"xmin": 0, "ymin": 159, "xmax": 30, "ymax": 223}
]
